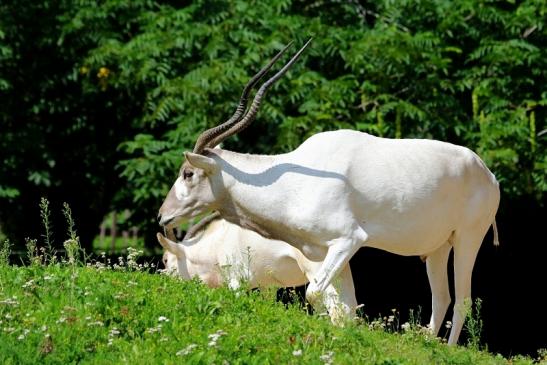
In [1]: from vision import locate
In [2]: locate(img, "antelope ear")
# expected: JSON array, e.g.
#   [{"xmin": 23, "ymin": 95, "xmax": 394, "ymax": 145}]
[
  {"xmin": 184, "ymin": 152, "xmax": 218, "ymax": 174},
  {"xmin": 156, "ymin": 233, "xmax": 185, "ymax": 258}
]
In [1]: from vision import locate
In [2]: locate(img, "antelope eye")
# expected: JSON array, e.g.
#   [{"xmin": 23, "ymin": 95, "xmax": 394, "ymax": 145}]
[{"xmin": 183, "ymin": 169, "xmax": 194, "ymax": 180}]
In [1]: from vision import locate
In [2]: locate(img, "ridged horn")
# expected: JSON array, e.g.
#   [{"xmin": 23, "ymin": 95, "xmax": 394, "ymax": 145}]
[
  {"xmin": 192, "ymin": 42, "xmax": 294, "ymax": 154},
  {"xmin": 204, "ymin": 38, "xmax": 312, "ymax": 150},
  {"xmin": 183, "ymin": 211, "xmax": 222, "ymax": 240}
]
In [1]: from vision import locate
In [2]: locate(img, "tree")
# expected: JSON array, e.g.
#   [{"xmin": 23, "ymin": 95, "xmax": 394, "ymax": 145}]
[
  {"xmin": 0, "ymin": 0, "xmax": 142, "ymax": 249},
  {"xmin": 1, "ymin": 0, "xmax": 545, "ymax": 250}
]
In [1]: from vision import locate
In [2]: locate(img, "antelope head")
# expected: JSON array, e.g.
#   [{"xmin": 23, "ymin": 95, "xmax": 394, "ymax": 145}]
[
  {"xmin": 157, "ymin": 39, "xmax": 311, "ymax": 228},
  {"xmin": 157, "ymin": 212, "xmax": 221, "ymax": 277}
]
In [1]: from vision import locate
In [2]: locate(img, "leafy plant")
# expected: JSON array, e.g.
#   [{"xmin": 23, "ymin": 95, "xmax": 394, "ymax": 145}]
[
  {"xmin": 39, "ymin": 197, "xmax": 54, "ymax": 262},
  {"xmin": 1, "ymin": 0, "xmax": 545, "ymax": 250},
  {"xmin": 464, "ymin": 298, "xmax": 484, "ymax": 350}
]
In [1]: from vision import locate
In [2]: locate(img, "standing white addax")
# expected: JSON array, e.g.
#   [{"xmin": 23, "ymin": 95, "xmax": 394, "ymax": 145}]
[{"xmin": 157, "ymin": 40, "xmax": 500, "ymax": 345}]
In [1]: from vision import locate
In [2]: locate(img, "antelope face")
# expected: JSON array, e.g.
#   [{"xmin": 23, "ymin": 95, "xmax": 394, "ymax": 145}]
[
  {"xmin": 162, "ymin": 251, "xmax": 178, "ymax": 274},
  {"xmin": 157, "ymin": 40, "xmax": 310, "ymax": 227},
  {"xmin": 157, "ymin": 152, "xmax": 219, "ymax": 227}
]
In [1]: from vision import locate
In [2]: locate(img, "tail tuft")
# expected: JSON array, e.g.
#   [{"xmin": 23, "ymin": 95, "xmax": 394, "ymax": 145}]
[{"xmin": 492, "ymin": 219, "xmax": 500, "ymax": 246}]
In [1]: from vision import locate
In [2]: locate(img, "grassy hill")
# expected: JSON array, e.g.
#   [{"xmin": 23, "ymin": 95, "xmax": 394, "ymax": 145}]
[{"xmin": 0, "ymin": 258, "xmax": 543, "ymax": 364}]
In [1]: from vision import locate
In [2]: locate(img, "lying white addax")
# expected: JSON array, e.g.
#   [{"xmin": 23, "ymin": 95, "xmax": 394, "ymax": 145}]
[
  {"xmin": 157, "ymin": 213, "xmax": 357, "ymax": 318},
  {"xmin": 157, "ymin": 40, "xmax": 500, "ymax": 345}
]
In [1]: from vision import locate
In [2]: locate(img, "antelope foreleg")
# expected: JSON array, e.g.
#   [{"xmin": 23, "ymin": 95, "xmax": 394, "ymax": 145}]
[{"xmin": 305, "ymin": 235, "xmax": 363, "ymax": 311}]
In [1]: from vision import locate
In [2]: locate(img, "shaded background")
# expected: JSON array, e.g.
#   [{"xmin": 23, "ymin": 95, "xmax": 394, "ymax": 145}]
[{"xmin": 1, "ymin": 0, "xmax": 545, "ymax": 357}]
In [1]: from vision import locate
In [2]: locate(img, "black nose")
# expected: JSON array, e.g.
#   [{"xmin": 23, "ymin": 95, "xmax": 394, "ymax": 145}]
[{"xmin": 157, "ymin": 213, "xmax": 174, "ymax": 226}]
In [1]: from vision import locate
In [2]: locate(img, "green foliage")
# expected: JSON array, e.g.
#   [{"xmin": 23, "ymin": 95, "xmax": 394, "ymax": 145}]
[
  {"xmin": 39, "ymin": 198, "xmax": 54, "ymax": 261},
  {"xmin": 62, "ymin": 202, "xmax": 78, "ymax": 244},
  {"xmin": 0, "ymin": 0, "xmax": 141, "ymax": 250},
  {"xmin": 24, "ymin": 237, "xmax": 39, "ymax": 266},
  {"xmin": 464, "ymin": 298, "xmax": 484, "ymax": 350},
  {"xmin": 56, "ymin": 0, "xmax": 546, "ymax": 238},
  {"xmin": 0, "ymin": 264, "xmax": 539, "ymax": 364},
  {"xmin": 1, "ymin": 0, "xmax": 545, "ymax": 248},
  {"xmin": 0, "ymin": 239, "xmax": 11, "ymax": 267}
]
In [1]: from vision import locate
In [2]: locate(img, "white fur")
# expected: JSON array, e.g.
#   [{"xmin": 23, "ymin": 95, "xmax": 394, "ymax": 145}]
[
  {"xmin": 157, "ymin": 218, "xmax": 357, "ymax": 319},
  {"xmin": 159, "ymin": 130, "xmax": 500, "ymax": 344},
  {"xmin": 174, "ymin": 177, "xmax": 188, "ymax": 200}
]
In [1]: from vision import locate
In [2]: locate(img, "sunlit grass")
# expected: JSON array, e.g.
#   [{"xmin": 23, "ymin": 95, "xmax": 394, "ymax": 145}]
[
  {"xmin": 0, "ymin": 262, "xmax": 542, "ymax": 364},
  {"xmin": 1, "ymin": 199, "xmax": 544, "ymax": 364}
]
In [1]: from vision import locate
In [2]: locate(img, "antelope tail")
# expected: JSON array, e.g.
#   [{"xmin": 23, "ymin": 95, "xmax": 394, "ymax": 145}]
[{"xmin": 492, "ymin": 219, "xmax": 500, "ymax": 246}]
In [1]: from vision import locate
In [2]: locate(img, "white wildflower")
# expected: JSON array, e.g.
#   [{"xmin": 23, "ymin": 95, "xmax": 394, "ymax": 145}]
[
  {"xmin": 0, "ymin": 297, "xmax": 19, "ymax": 306},
  {"xmin": 22, "ymin": 279, "xmax": 35, "ymax": 289},
  {"xmin": 208, "ymin": 329, "xmax": 227, "ymax": 347},
  {"xmin": 292, "ymin": 349, "xmax": 303, "ymax": 356},
  {"xmin": 127, "ymin": 247, "xmax": 143, "ymax": 270},
  {"xmin": 87, "ymin": 321, "xmax": 104, "ymax": 327},
  {"xmin": 146, "ymin": 325, "xmax": 161, "ymax": 334},
  {"xmin": 109, "ymin": 328, "xmax": 120, "ymax": 337},
  {"xmin": 320, "ymin": 351, "xmax": 334, "ymax": 364},
  {"xmin": 176, "ymin": 344, "xmax": 197, "ymax": 356},
  {"xmin": 445, "ymin": 321, "xmax": 452, "ymax": 329},
  {"xmin": 43, "ymin": 275, "xmax": 54, "ymax": 281},
  {"xmin": 18, "ymin": 328, "xmax": 30, "ymax": 339},
  {"xmin": 401, "ymin": 322, "xmax": 411, "ymax": 331},
  {"xmin": 56, "ymin": 317, "xmax": 66, "ymax": 324},
  {"xmin": 158, "ymin": 316, "xmax": 169, "ymax": 322}
]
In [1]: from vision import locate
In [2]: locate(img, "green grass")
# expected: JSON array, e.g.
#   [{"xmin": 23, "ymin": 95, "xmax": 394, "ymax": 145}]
[
  {"xmin": 1, "ymin": 197, "xmax": 543, "ymax": 364},
  {"xmin": 0, "ymin": 263, "xmax": 542, "ymax": 364}
]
